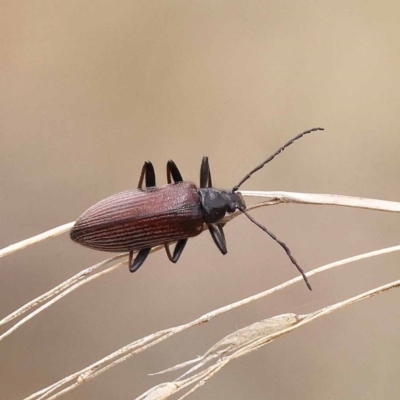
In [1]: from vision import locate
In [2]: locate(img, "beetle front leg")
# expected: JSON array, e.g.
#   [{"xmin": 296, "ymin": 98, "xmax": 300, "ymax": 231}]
[
  {"xmin": 137, "ymin": 161, "xmax": 156, "ymax": 189},
  {"xmin": 165, "ymin": 239, "xmax": 187, "ymax": 263},
  {"xmin": 208, "ymin": 223, "xmax": 227, "ymax": 255},
  {"xmin": 166, "ymin": 160, "xmax": 183, "ymax": 184}
]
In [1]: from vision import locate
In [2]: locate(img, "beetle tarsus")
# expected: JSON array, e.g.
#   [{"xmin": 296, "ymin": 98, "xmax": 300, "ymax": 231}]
[{"xmin": 129, "ymin": 248, "xmax": 151, "ymax": 273}]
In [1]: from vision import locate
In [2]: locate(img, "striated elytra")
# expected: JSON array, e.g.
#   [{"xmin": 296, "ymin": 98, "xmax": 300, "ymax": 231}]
[{"xmin": 71, "ymin": 128, "xmax": 324, "ymax": 290}]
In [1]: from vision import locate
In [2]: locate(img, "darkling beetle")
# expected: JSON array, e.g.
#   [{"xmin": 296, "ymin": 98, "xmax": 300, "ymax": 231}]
[{"xmin": 71, "ymin": 128, "xmax": 324, "ymax": 290}]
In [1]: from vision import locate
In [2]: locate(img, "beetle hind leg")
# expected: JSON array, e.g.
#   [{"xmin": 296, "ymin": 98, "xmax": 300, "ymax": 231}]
[
  {"xmin": 129, "ymin": 248, "xmax": 151, "ymax": 273},
  {"xmin": 165, "ymin": 239, "xmax": 187, "ymax": 263},
  {"xmin": 208, "ymin": 223, "xmax": 227, "ymax": 255},
  {"xmin": 138, "ymin": 161, "xmax": 156, "ymax": 189},
  {"xmin": 166, "ymin": 160, "xmax": 183, "ymax": 183}
]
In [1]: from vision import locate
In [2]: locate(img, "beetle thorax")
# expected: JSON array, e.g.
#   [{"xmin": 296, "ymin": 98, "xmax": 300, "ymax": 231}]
[{"xmin": 198, "ymin": 188, "xmax": 246, "ymax": 224}]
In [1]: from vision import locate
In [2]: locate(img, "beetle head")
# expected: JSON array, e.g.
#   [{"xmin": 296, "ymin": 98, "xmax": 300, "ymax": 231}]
[
  {"xmin": 221, "ymin": 190, "xmax": 246, "ymax": 212},
  {"xmin": 199, "ymin": 188, "xmax": 246, "ymax": 224}
]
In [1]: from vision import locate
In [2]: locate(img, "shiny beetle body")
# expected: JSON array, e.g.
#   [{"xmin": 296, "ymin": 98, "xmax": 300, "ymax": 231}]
[
  {"xmin": 71, "ymin": 128, "xmax": 324, "ymax": 290},
  {"xmin": 71, "ymin": 158, "xmax": 245, "ymax": 273},
  {"xmin": 71, "ymin": 181, "xmax": 204, "ymax": 252}
]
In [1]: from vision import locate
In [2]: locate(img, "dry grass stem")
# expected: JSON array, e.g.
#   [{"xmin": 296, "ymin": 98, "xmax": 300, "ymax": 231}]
[
  {"xmin": 0, "ymin": 222, "xmax": 74, "ymax": 259},
  {"xmin": 2, "ymin": 192, "xmax": 400, "ymax": 343},
  {"xmin": 150, "ymin": 313, "xmax": 302, "ymax": 379},
  {"xmin": 1, "ymin": 191, "xmax": 399, "ymax": 399},
  {"xmin": 2, "ymin": 191, "xmax": 399, "ymax": 261},
  {"xmin": 240, "ymin": 191, "xmax": 400, "ymax": 212},
  {"xmin": 165, "ymin": 278, "xmax": 400, "ymax": 400},
  {"xmin": 23, "ymin": 243, "xmax": 400, "ymax": 400}
]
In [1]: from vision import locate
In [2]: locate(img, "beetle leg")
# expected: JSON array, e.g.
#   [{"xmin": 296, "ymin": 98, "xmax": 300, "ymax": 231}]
[
  {"xmin": 208, "ymin": 223, "xmax": 227, "ymax": 255},
  {"xmin": 200, "ymin": 157, "xmax": 213, "ymax": 188},
  {"xmin": 129, "ymin": 251, "xmax": 133, "ymax": 267},
  {"xmin": 129, "ymin": 248, "xmax": 151, "ymax": 273},
  {"xmin": 138, "ymin": 161, "xmax": 156, "ymax": 189},
  {"xmin": 145, "ymin": 162, "xmax": 156, "ymax": 187},
  {"xmin": 217, "ymin": 222, "xmax": 226, "ymax": 245},
  {"xmin": 166, "ymin": 160, "xmax": 183, "ymax": 184},
  {"xmin": 165, "ymin": 239, "xmax": 188, "ymax": 263}
]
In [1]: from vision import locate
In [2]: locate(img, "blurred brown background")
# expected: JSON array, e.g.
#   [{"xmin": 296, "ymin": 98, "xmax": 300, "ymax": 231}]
[{"xmin": 1, "ymin": 1, "xmax": 400, "ymax": 399}]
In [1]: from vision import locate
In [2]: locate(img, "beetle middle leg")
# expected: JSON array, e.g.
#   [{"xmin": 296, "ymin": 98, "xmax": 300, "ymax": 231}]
[
  {"xmin": 165, "ymin": 239, "xmax": 188, "ymax": 263},
  {"xmin": 129, "ymin": 248, "xmax": 152, "ymax": 273},
  {"xmin": 138, "ymin": 161, "xmax": 156, "ymax": 188},
  {"xmin": 166, "ymin": 160, "xmax": 183, "ymax": 183}
]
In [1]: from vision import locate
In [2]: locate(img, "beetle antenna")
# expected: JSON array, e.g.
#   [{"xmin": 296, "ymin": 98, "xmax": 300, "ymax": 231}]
[
  {"xmin": 232, "ymin": 127, "xmax": 324, "ymax": 191},
  {"xmin": 239, "ymin": 207, "xmax": 312, "ymax": 291}
]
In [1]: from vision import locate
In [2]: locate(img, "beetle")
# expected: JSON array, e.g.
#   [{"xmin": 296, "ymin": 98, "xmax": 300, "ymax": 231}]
[{"xmin": 71, "ymin": 127, "xmax": 324, "ymax": 290}]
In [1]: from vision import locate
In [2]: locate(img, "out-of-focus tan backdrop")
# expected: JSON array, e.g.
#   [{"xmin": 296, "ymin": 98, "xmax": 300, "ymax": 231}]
[{"xmin": 1, "ymin": 1, "xmax": 400, "ymax": 399}]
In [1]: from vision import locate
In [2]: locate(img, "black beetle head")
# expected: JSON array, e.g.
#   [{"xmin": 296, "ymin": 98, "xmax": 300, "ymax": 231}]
[
  {"xmin": 221, "ymin": 190, "xmax": 246, "ymax": 212},
  {"xmin": 199, "ymin": 188, "xmax": 246, "ymax": 224}
]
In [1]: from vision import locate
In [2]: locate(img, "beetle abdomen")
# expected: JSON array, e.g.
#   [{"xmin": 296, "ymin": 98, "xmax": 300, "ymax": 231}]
[{"xmin": 71, "ymin": 181, "xmax": 203, "ymax": 252}]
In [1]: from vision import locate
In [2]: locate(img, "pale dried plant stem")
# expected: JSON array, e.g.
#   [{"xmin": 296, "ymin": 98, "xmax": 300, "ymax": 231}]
[
  {"xmin": 2, "ymin": 191, "xmax": 400, "ymax": 261},
  {"xmin": 0, "ymin": 222, "xmax": 74, "ymax": 258},
  {"xmin": 1, "ymin": 192, "xmax": 400, "ymax": 342},
  {"xmin": 0, "ymin": 254, "xmax": 125, "ymax": 326},
  {"xmin": 170, "ymin": 278, "xmax": 400, "ymax": 400},
  {"xmin": 24, "ymin": 243, "xmax": 400, "ymax": 400},
  {"xmin": 0, "ymin": 260, "xmax": 126, "ymax": 341},
  {"xmin": 0, "ymin": 191, "xmax": 399, "ymax": 399},
  {"xmin": 242, "ymin": 191, "xmax": 400, "ymax": 212}
]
